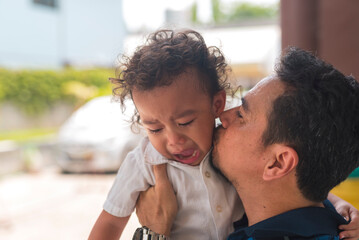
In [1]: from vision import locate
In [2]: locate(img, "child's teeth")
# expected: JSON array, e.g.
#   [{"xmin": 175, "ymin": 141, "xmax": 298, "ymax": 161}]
[{"xmin": 178, "ymin": 150, "xmax": 197, "ymax": 160}]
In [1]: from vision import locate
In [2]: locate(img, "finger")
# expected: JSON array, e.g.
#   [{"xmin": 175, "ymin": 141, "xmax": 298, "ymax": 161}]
[
  {"xmin": 339, "ymin": 223, "xmax": 354, "ymax": 231},
  {"xmin": 349, "ymin": 207, "xmax": 359, "ymax": 222},
  {"xmin": 339, "ymin": 229, "xmax": 359, "ymax": 239},
  {"xmin": 340, "ymin": 210, "xmax": 359, "ymax": 231},
  {"xmin": 340, "ymin": 211, "xmax": 351, "ymax": 222},
  {"xmin": 339, "ymin": 221, "xmax": 358, "ymax": 231},
  {"xmin": 153, "ymin": 164, "xmax": 170, "ymax": 187}
]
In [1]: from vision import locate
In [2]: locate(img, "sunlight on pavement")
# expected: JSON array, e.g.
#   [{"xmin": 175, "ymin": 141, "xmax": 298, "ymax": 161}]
[{"xmin": 0, "ymin": 167, "xmax": 140, "ymax": 240}]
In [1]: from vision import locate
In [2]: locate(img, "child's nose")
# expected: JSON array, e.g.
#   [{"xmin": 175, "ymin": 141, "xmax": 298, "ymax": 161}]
[
  {"xmin": 167, "ymin": 130, "xmax": 185, "ymax": 146},
  {"xmin": 219, "ymin": 108, "xmax": 237, "ymax": 128}
]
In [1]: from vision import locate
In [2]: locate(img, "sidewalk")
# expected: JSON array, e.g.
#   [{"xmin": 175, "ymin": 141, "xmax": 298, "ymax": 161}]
[{"xmin": 0, "ymin": 167, "xmax": 140, "ymax": 240}]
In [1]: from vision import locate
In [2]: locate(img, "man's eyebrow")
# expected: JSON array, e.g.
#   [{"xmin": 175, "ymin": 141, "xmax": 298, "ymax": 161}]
[{"xmin": 241, "ymin": 97, "xmax": 249, "ymax": 112}]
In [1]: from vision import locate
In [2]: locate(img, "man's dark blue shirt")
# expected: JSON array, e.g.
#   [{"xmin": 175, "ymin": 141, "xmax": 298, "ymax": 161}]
[{"xmin": 227, "ymin": 200, "xmax": 348, "ymax": 240}]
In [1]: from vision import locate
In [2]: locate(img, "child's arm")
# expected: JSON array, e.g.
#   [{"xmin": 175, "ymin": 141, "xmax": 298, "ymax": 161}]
[
  {"xmin": 328, "ymin": 193, "xmax": 359, "ymax": 240},
  {"xmin": 88, "ymin": 210, "xmax": 130, "ymax": 240},
  {"xmin": 89, "ymin": 138, "xmax": 157, "ymax": 239}
]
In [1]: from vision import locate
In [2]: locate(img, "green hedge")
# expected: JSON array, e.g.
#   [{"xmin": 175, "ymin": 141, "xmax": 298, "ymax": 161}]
[{"xmin": 0, "ymin": 68, "xmax": 114, "ymax": 115}]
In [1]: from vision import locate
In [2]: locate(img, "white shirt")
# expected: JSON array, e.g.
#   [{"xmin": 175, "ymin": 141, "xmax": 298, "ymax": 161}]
[{"xmin": 104, "ymin": 137, "xmax": 244, "ymax": 240}]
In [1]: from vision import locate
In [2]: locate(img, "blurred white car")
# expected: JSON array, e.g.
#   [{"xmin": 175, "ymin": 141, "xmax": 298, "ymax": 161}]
[{"xmin": 56, "ymin": 96, "xmax": 145, "ymax": 173}]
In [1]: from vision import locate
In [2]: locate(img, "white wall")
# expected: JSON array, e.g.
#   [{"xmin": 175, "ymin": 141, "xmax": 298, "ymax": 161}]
[
  {"xmin": 0, "ymin": 0, "xmax": 126, "ymax": 69},
  {"xmin": 0, "ymin": 0, "xmax": 61, "ymax": 68},
  {"xmin": 61, "ymin": 0, "xmax": 126, "ymax": 67}
]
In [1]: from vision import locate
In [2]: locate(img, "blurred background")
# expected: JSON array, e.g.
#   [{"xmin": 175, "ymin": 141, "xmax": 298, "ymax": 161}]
[{"xmin": 0, "ymin": 0, "xmax": 358, "ymax": 239}]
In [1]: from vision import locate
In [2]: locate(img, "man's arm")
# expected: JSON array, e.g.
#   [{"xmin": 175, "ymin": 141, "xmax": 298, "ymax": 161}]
[
  {"xmin": 135, "ymin": 164, "xmax": 178, "ymax": 237},
  {"xmin": 88, "ymin": 210, "xmax": 130, "ymax": 240},
  {"xmin": 328, "ymin": 192, "xmax": 359, "ymax": 240}
]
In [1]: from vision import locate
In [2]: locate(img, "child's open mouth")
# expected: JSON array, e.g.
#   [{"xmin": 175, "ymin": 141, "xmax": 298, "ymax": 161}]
[{"xmin": 173, "ymin": 149, "xmax": 200, "ymax": 165}]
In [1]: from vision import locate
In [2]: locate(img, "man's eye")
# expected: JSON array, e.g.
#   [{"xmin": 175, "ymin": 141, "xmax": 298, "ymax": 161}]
[
  {"xmin": 149, "ymin": 128, "xmax": 162, "ymax": 134},
  {"xmin": 236, "ymin": 111, "xmax": 243, "ymax": 118},
  {"xmin": 178, "ymin": 119, "xmax": 194, "ymax": 127}
]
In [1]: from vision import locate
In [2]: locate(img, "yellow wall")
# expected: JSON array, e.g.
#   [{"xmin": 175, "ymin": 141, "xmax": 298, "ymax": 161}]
[{"xmin": 331, "ymin": 178, "xmax": 359, "ymax": 210}]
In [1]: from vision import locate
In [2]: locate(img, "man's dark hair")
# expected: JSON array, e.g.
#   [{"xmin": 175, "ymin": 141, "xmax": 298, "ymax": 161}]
[
  {"xmin": 111, "ymin": 29, "xmax": 231, "ymax": 125},
  {"xmin": 262, "ymin": 47, "xmax": 359, "ymax": 202}
]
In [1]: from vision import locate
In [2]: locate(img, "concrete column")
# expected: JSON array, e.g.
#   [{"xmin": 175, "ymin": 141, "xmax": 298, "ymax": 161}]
[
  {"xmin": 281, "ymin": 0, "xmax": 359, "ymax": 78},
  {"xmin": 318, "ymin": 0, "xmax": 359, "ymax": 77},
  {"xmin": 281, "ymin": 0, "xmax": 318, "ymax": 52}
]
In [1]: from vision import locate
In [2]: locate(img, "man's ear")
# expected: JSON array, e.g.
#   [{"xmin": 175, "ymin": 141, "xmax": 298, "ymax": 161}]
[
  {"xmin": 263, "ymin": 145, "xmax": 298, "ymax": 181},
  {"xmin": 212, "ymin": 90, "xmax": 226, "ymax": 118}
]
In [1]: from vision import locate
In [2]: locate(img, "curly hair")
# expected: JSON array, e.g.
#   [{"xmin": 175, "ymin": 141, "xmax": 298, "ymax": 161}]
[
  {"xmin": 262, "ymin": 47, "xmax": 359, "ymax": 202},
  {"xmin": 111, "ymin": 29, "xmax": 231, "ymax": 126}
]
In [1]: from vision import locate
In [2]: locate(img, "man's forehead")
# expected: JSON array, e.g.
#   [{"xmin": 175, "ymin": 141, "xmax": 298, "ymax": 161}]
[
  {"xmin": 251, "ymin": 75, "xmax": 278, "ymax": 91},
  {"xmin": 245, "ymin": 76, "xmax": 285, "ymax": 112}
]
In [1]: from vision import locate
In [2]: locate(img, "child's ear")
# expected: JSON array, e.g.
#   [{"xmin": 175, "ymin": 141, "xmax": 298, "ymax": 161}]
[
  {"xmin": 263, "ymin": 145, "xmax": 298, "ymax": 181},
  {"xmin": 212, "ymin": 90, "xmax": 226, "ymax": 117}
]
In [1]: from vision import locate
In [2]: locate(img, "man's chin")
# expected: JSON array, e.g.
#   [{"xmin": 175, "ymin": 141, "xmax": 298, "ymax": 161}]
[{"xmin": 209, "ymin": 150, "xmax": 230, "ymax": 183}]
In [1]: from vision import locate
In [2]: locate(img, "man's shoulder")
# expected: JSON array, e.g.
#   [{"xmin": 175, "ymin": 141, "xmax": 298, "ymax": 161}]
[{"xmin": 228, "ymin": 201, "xmax": 347, "ymax": 240}]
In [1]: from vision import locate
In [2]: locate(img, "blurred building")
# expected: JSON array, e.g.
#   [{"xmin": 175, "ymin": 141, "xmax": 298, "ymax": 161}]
[
  {"xmin": 281, "ymin": 0, "xmax": 359, "ymax": 79},
  {"xmin": 202, "ymin": 24, "xmax": 280, "ymax": 88},
  {"xmin": 124, "ymin": 23, "xmax": 281, "ymax": 89},
  {"xmin": 0, "ymin": 0, "xmax": 126, "ymax": 69}
]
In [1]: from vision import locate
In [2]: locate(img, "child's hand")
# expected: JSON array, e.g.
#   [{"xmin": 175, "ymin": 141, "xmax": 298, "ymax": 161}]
[
  {"xmin": 328, "ymin": 193, "xmax": 359, "ymax": 239},
  {"xmin": 337, "ymin": 202, "xmax": 359, "ymax": 240}
]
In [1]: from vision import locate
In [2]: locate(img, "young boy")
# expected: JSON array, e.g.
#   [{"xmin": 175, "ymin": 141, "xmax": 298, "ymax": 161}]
[
  {"xmin": 89, "ymin": 29, "xmax": 359, "ymax": 240},
  {"xmin": 89, "ymin": 29, "xmax": 242, "ymax": 240}
]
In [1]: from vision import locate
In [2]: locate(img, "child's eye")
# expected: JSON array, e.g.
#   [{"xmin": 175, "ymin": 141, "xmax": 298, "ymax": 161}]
[
  {"xmin": 148, "ymin": 128, "xmax": 162, "ymax": 134},
  {"xmin": 178, "ymin": 119, "xmax": 194, "ymax": 127}
]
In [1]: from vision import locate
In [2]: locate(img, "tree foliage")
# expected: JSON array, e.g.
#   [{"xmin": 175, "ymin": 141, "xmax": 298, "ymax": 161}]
[
  {"xmin": 228, "ymin": 2, "xmax": 278, "ymax": 21},
  {"xmin": 0, "ymin": 68, "xmax": 113, "ymax": 115},
  {"xmin": 192, "ymin": 0, "xmax": 279, "ymax": 25}
]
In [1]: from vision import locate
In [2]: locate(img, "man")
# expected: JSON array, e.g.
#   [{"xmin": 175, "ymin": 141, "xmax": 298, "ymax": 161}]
[{"xmin": 134, "ymin": 48, "xmax": 359, "ymax": 239}]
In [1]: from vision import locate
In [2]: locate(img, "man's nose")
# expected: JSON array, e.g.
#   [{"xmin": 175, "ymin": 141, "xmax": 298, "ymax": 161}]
[
  {"xmin": 167, "ymin": 129, "xmax": 185, "ymax": 146},
  {"xmin": 219, "ymin": 107, "xmax": 237, "ymax": 128}
]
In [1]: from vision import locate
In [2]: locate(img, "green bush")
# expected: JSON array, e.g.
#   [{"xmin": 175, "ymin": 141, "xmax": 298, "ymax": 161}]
[
  {"xmin": 0, "ymin": 68, "xmax": 113, "ymax": 115},
  {"xmin": 228, "ymin": 2, "xmax": 278, "ymax": 21}
]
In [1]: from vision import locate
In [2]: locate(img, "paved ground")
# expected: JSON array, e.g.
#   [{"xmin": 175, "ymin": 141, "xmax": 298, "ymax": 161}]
[
  {"xmin": 0, "ymin": 167, "xmax": 140, "ymax": 240},
  {"xmin": 1, "ymin": 164, "xmax": 358, "ymax": 240}
]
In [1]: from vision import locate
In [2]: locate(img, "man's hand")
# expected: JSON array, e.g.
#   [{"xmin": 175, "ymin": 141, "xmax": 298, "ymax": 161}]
[
  {"xmin": 135, "ymin": 164, "xmax": 178, "ymax": 237},
  {"xmin": 328, "ymin": 193, "xmax": 359, "ymax": 240}
]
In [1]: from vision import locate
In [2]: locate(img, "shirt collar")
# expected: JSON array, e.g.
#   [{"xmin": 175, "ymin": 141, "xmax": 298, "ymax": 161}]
[
  {"xmin": 143, "ymin": 141, "xmax": 169, "ymax": 165},
  {"xmin": 230, "ymin": 199, "xmax": 348, "ymax": 239}
]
